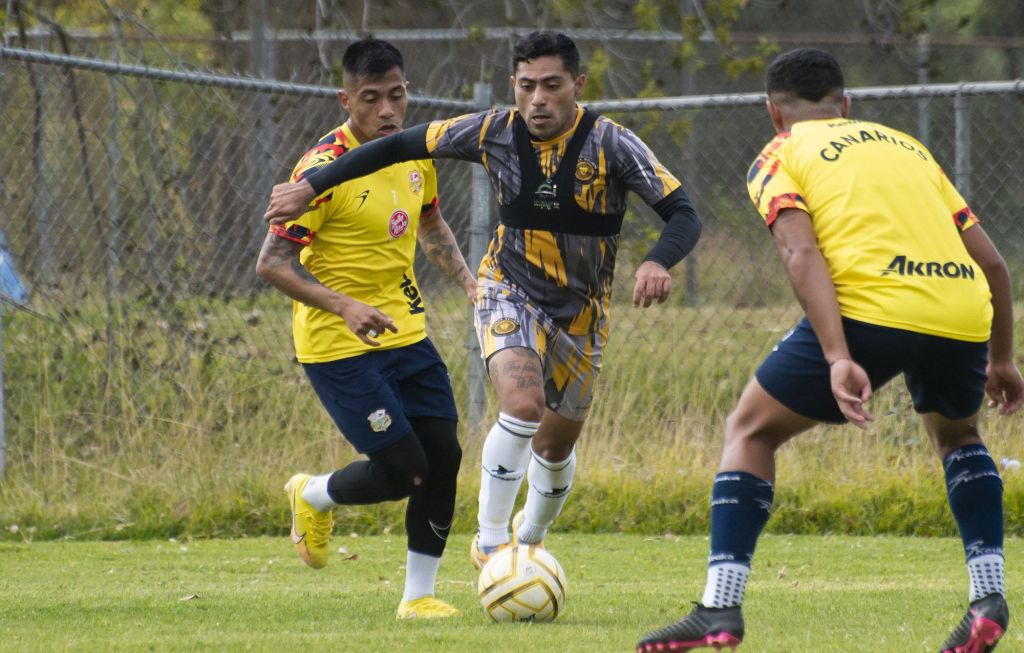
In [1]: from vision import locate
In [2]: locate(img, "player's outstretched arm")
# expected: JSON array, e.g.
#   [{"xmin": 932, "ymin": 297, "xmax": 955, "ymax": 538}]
[
  {"xmin": 264, "ymin": 124, "xmax": 433, "ymax": 224},
  {"xmin": 633, "ymin": 187, "xmax": 702, "ymax": 308},
  {"xmin": 961, "ymin": 223, "xmax": 1024, "ymax": 415},
  {"xmin": 771, "ymin": 208, "xmax": 874, "ymax": 428},
  {"xmin": 254, "ymin": 231, "xmax": 396, "ymax": 346},
  {"xmin": 417, "ymin": 208, "xmax": 477, "ymax": 302}
]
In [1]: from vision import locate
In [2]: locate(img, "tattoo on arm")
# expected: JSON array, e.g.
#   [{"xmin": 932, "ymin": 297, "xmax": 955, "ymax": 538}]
[
  {"xmin": 290, "ymin": 258, "xmax": 320, "ymax": 284},
  {"xmin": 257, "ymin": 233, "xmax": 323, "ymax": 286},
  {"xmin": 418, "ymin": 214, "xmax": 474, "ymax": 287}
]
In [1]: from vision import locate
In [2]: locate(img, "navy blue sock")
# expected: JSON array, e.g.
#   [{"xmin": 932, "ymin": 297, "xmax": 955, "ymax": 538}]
[
  {"xmin": 944, "ymin": 444, "xmax": 1003, "ymax": 560},
  {"xmin": 709, "ymin": 471, "xmax": 775, "ymax": 567}
]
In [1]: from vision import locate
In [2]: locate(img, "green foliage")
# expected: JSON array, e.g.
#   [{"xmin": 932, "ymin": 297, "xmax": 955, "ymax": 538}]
[
  {"xmin": 581, "ymin": 47, "xmax": 609, "ymax": 100},
  {"xmin": 2, "ymin": 298, "xmax": 1024, "ymax": 541},
  {"xmin": 52, "ymin": 0, "xmax": 210, "ymax": 35}
]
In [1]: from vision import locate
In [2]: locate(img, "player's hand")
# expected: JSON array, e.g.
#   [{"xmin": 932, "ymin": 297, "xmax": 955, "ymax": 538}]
[
  {"xmin": 337, "ymin": 298, "xmax": 398, "ymax": 347},
  {"xmin": 985, "ymin": 359, "xmax": 1024, "ymax": 416},
  {"xmin": 632, "ymin": 261, "xmax": 671, "ymax": 308},
  {"xmin": 829, "ymin": 358, "xmax": 874, "ymax": 429},
  {"xmin": 464, "ymin": 279, "xmax": 479, "ymax": 305},
  {"xmin": 264, "ymin": 180, "xmax": 316, "ymax": 224}
]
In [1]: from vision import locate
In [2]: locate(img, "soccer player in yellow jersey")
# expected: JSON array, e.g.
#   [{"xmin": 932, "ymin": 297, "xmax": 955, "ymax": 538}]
[
  {"xmin": 639, "ymin": 48, "xmax": 1023, "ymax": 653},
  {"xmin": 264, "ymin": 31, "xmax": 702, "ymax": 575},
  {"xmin": 255, "ymin": 39, "xmax": 476, "ymax": 620}
]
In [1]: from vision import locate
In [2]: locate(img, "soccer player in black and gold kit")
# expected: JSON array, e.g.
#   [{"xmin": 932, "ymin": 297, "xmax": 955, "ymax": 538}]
[
  {"xmin": 638, "ymin": 49, "xmax": 1022, "ymax": 653},
  {"xmin": 256, "ymin": 39, "xmax": 476, "ymax": 620},
  {"xmin": 265, "ymin": 33, "xmax": 701, "ymax": 572}
]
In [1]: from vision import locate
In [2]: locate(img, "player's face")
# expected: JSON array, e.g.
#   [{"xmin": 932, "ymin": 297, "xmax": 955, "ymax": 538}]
[
  {"xmin": 512, "ymin": 55, "xmax": 585, "ymax": 140},
  {"xmin": 339, "ymin": 66, "xmax": 409, "ymax": 142}
]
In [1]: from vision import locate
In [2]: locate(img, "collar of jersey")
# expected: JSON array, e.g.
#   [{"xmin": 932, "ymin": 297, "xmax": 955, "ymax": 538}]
[{"xmin": 341, "ymin": 121, "xmax": 362, "ymax": 148}]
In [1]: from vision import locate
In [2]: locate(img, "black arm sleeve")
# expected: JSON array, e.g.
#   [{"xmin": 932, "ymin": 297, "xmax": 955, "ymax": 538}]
[
  {"xmin": 303, "ymin": 123, "xmax": 432, "ymax": 195},
  {"xmin": 642, "ymin": 187, "xmax": 702, "ymax": 270}
]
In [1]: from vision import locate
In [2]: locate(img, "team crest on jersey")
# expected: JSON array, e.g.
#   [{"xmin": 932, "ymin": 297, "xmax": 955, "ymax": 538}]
[
  {"xmin": 491, "ymin": 318, "xmax": 520, "ymax": 336},
  {"xmin": 575, "ymin": 159, "xmax": 597, "ymax": 183},
  {"xmin": 367, "ymin": 408, "xmax": 392, "ymax": 432},
  {"xmin": 388, "ymin": 210, "xmax": 410, "ymax": 238},
  {"xmin": 408, "ymin": 170, "xmax": 423, "ymax": 194}
]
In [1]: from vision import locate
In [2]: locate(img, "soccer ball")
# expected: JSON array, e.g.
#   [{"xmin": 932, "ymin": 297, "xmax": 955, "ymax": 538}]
[{"xmin": 477, "ymin": 545, "xmax": 567, "ymax": 622}]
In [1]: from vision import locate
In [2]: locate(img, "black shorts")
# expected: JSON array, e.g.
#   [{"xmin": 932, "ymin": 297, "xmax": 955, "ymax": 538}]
[
  {"xmin": 302, "ymin": 338, "xmax": 458, "ymax": 453},
  {"xmin": 756, "ymin": 317, "xmax": 988, "ymax": 423}
]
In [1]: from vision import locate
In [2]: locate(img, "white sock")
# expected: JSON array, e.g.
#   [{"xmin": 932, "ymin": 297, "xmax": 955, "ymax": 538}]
[
  {"xmin": 478, "ymin": 413, "xmax": 538, "ymax": 549},
  {"xmin": 701, "ymin": 563, "xmax": 749, "ymax": 608},
  {"xmin": 520, "ymin": 449, "xmax": 576, "ymax": 544},
  {"xmin": 301, "ymin": 473, "xmax": 336, "ymax": 513},
  {"xmin": 968, "ymin": 554, "xmax": 1005, "ymax": 601},
  {"xmin": 402, "ymin": 550, "xmax": 441, "ymax": 602}
]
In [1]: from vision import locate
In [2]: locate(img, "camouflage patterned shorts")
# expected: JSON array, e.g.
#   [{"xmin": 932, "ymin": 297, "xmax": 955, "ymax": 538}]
[{"xmin": 474, "ymin": 284, "xmax": 606, "ymax": 422}]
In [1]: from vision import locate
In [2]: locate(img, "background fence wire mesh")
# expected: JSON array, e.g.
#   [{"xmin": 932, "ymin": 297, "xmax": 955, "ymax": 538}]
[{"xmin": 0, "ymin": 50, "xmax": 1022, "ymax": 468}]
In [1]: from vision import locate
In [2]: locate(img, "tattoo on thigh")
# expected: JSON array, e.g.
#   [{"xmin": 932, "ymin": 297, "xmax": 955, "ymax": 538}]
[{"xmin": 497, "ymin": 352, "xmax": 542, "ymax": 390}]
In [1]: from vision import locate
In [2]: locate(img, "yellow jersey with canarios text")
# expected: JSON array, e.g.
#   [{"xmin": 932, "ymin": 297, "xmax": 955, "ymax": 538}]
[
  {"xmin": 747, "ymin": 118, "xmax": 991, "ymax": 342},
  {"xmin": 270, "ymin": 122, "xmax": 439, "ymax": 362}
]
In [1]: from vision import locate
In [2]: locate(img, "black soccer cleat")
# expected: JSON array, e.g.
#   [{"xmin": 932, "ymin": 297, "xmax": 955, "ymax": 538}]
[
  {"xmin": 637, "ymin": 603, "xmax": 744, "ymax": 652},
  {"xmin": 940, "ymin": 593, "xmax": 1009, "ymax": 653}
]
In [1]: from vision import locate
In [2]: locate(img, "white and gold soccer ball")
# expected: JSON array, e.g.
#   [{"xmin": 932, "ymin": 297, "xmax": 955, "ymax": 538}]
[{"xmin": 477, "ymin": 545, "xmax": 567, "ymax": 622}]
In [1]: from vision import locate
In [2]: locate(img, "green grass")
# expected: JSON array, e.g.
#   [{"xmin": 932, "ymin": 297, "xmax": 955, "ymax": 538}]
[{"xmin": 0, "ymin": 533, "xmax": 1021, "ymax": 652}]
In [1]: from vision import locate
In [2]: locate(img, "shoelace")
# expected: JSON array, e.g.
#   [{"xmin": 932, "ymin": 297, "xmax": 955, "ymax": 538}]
[{"xmin": 305, "ymin": 511, "xmax": 332, "ymax": 547}]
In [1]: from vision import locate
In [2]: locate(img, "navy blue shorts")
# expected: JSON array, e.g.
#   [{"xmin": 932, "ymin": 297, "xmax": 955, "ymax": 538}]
[
  {"xmin": 756, "ymin": 317, "xmax": 988, "ymax": 423},
  {"xmin": 302, "ymin": 338, "xmax": 458, "ymax": 454}
]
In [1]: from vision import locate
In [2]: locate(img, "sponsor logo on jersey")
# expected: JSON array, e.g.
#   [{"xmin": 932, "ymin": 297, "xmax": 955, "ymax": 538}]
[
  {"xmin": 388, "ymin": 210, "xmax": 410, "ymax": 238},
  {"xmin": 819, "ymin": 128, "xmax": 928, "ymax": 162},
  {"xmin": 356, "ymin": 189, "xmax": 370, "ymax": 208},
  {"xmin": 367, "ymin": 408, "xmax": 392, "ymax": 432},
  {"xmin": 401, "ymin": 274, "xmax": 425, "ymax": 314},
  {"xmin": 533, "ymin": 178, "xmax": 559, "ymax": 210},
  {"xmin": 491, "ymin": 318, "xmax": 520, "ymax": 336},
  {"xmin": 408, "ymin": 170, "xmax": 423, "ymax": 194},
  {"xmin": 575, "ymin": 159, "xmax": 596, "ymax": 183},
  {"xmin": 879, "ymin": 255, "xmax": 976, "ymax": 279}
]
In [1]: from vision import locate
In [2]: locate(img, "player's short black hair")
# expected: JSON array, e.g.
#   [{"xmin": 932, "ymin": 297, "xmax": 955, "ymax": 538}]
[
  {"xmin": 512, "ymin": 31, "xmax": 580, "ymax": 77},
  {"xmin": 342, "ymin": 38, "xmax": 404, "ymax": 79},
  {"xmin": 766, "ymin": 48, "xmax": 844, "ymax": 102}
]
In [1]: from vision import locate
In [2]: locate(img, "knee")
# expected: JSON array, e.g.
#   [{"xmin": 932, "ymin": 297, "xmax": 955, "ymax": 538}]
[
  {"xmin": 385, "ymin": 457, "xmax": 431, "ymax": 496},
  {"xmin": 431, "ymin": 438, "xmax": 463, "ymax": 478},
  {"xmin": 501, "ymin": 392, "xmax": 545, "ymax": 423},
  {"xmin": 723, "ymin": 406, "xmax": 775, "ymax": 454},
  {"xmin": 532, "ymin": 441, "xmax": 573, "ymax": 462}
]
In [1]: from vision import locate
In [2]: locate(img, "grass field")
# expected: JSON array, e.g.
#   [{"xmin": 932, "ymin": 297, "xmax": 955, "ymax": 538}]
[{"xmin": 1, "ymin": 533, "xmax": 1021, "ymax": 652}]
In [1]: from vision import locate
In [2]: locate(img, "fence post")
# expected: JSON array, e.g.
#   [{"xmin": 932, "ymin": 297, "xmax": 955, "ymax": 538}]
[
  {"xmin": 0, "ymin": 299, "xmax": 4, "ymax": 478},
  {"xmin": 0, "ymin": 38, "xmax": 5, "ymax": 479},
  {"xmin": 954, "ymin": 87, "xmax": 971, "ymax": 198},
  {"xmin": 466, "ymin": 81, "xmax": 493, "ymax": 437},
  {"xmin": 682, "ymin": 59, "xmax": 699, "ymax": 305},
  {"xmin": 916, "ymin": 34, "xmax": 931, "ymax": 146},
  {"xmin": 251, "ymin": 0, "xmax": 277, "ymax": 259},
  {"xmin": 105, "ymin": 49, "xmax": 122, "ymax": 372}
]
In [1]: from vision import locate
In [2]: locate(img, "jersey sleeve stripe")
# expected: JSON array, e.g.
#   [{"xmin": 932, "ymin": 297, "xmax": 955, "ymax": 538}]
[
  {"xmin": 421, "ymin": 196, "xmax": 439, "ymax": 218},
  {"xmin": 953, "ymin": 206, "xmax": 980, "ymax": 232},
  {"xmin": 765, "ymin": 193, "xmax": 806, "ymax": 226},
  {"xmin": 269, "ymin": 224, "xmax": 314, "ymax": 246}
]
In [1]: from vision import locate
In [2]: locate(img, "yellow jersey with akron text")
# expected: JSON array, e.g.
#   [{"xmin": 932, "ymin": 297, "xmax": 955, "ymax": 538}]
[
  {"xmin": 270, "ymin": 122, "xmax": 439, "ymax": 363},
  {"xmin": 746, "ymin": 118, "xmax": 991, "ymax": 342}
]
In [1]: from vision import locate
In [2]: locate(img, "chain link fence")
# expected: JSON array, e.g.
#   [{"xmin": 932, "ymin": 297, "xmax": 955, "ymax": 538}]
[{"xmin": 1, "ymin": 45, "xmax": 1022, "ymax": 477}]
